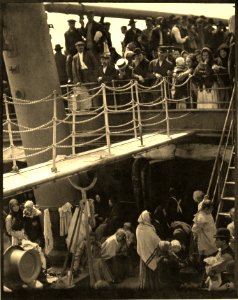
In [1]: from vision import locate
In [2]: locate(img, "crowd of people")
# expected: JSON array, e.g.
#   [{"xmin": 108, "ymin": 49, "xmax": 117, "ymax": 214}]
[
  {"xmin": 53, "ymin": 11, "xmax": 235, "ymax": 109},
  {"xmin": 3, "ymin": 188, "xmax": 235, "ymax": 292}
]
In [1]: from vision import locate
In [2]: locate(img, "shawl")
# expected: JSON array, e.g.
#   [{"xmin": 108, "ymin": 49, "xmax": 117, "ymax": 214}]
[
  {"xmin": 101, "ymin": 234, "xmax": 121, "ymax": 260},
  {"xmin": 136, "ymin": 210, "xmax": 161, "ymax": 270},
  {"xmin": 43, "ymin": 209, "xmax": 53, "ymax": 255}
]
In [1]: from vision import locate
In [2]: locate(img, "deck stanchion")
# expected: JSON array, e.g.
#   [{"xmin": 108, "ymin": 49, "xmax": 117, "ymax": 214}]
[
  {"xmin": 51, "ymin": 90, "xmax": 57, "ymax": 172},
  {"xmin": 189, "ymin": 76, "xmax": 193, "ymax": 109},
  {"xmin": 164, "ymin": 80, "xmax": 170, "ymax": 137},
  {"xmin": 4, "ymin": 94, "xmax": 19, "ymax": 172},
  {"xmin": 131, "ymin": 80, "xmax": 137, "ymax": 139},
  {"xmin": 102, "ymin": 83, "xmax": 111, "ymax": 154},
  {"xmin": 72, "ymin": 87, "xmax": 77, "ymax": 155},
  {"xmin": 135, "ymin": 81, "xmax": 143, "ymax": 146},
  {"xmin": 112, "ymin": 80, "xmax": 117, "ymax": 110}
]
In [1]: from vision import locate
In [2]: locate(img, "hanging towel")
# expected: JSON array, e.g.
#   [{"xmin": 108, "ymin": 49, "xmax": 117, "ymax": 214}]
[
  {"xmin": 58, "ymin": 202, "xmax": 73, "ymax": 236},
  {"xmin": 43, "ymin": 209, "xmax": 53, "ymax": 255}
]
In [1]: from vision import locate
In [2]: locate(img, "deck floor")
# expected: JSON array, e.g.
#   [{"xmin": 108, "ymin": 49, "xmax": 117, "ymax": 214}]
[{"xmin": 3, "ymin": 131, "xmax": 192, "ymax": 197}]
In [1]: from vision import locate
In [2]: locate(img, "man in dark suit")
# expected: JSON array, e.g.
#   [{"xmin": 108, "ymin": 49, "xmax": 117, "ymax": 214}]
[
  {"xmin": 147, "ymin": 46, "xmax": 174, "ymax": 105},
  {"xmin": 97, "ymin": 52, "xmax": 117, "ymax": 106},
  {"xmin": 150, "ymin": 17, "xmax": 165, "ymax": 51},
  {"xmin": 72, "ymin": 40, "xmax": 98, "ymax": 84},
  {"xmin": 64, "ymin": 19, "xmax": 84, "ymax": 83},
  {"xmin": 123, "ymin": 19, "xmax": 142, "ymax": 48},
  {"xmin": 83, "ymin": 10, "xmax": 106, "ymax": 61}
]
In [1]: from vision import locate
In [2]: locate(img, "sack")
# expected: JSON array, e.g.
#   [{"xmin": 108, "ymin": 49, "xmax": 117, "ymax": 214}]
[{"xmin": 69, "ymin": 85, "xmax": 91, "ymax": 111}]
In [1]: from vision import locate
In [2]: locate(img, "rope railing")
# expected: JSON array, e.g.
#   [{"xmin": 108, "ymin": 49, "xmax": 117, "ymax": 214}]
[{"xmin": 3, "ymin": 77, "xmax": 232, "ymax": 173}]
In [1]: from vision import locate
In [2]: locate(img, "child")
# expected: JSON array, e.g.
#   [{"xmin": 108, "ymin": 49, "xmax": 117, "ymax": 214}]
[
  {"xmin": 172, "ymin": 57, "xmax": 189, "ymax": 108},
  {"xmin": 23, "ymin": 200, "xmax": 41, "ymax": 218},
  {"xmin": 193, "ymin": 190, "xmax": 205, "ymax": 211},
  {"xmin": 73, "ymin": 232, "xmax": 113, "ymax": 285},
  {"xmin": 192, "ymin": 199, "xmax": 217, "ymax": 258}
]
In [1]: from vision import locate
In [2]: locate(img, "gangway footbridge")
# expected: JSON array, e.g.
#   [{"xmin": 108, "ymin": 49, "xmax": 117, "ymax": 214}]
[{"xmin": 3, "ymin": 78, "xmax": 232, "ymax": 197}]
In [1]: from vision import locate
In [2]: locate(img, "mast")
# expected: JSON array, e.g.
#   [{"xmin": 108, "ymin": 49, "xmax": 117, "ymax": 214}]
[{"xmin": 3, "ymin": 3, "xmax": 77, "ymax": 208}]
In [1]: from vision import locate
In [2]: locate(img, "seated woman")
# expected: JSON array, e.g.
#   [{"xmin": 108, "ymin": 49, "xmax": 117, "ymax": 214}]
[
  {"xmin": 5, "ymin": 199, "xmax": 26, "ymax": 245},
  {"xmin": 101, "ymin": 228, "xmax": 129, "ymax": 283},
  {"xmin": 157, "ymin": 241, "xmax": 181, "ymax": 289},
  {"xmin": 193, "ymin": 47, "xmax": 219, "ymax": 109},
  {"xmin": 95, "ymin": 196, "xmax": 121, "ymax": 242},
  {"xmin": 73, "ymin": 232, "xmax": 113, "ymax": 285}
]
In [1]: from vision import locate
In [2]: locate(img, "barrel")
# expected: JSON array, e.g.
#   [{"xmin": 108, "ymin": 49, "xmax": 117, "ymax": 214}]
[{"xmin": 4, "ymin": 245, "xmax": 41, "ymax": 287}]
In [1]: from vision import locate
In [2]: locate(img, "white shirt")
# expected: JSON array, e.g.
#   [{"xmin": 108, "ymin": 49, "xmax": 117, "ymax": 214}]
[{"xmin": 78, "ymin": 52, "xmax": 88, "ymax": 69}]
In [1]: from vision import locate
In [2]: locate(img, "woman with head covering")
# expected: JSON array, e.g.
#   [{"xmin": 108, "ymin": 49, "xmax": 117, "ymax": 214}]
[
  {"xmin": 5, "ymin": 199, "xmax": 26, "ymax": 245},
  {"xmin": 193, "ymin": 47, "xmax": 219, "ymax": 109},
  {"xmin": 136, "ymin": 210, "xmax": 161, "ymax": 289},
  {"xmin": 101, "ymin": 228, "xmax": 129, "ymax": 282},
  {"xmin": 192, "ymin": 199, "xmax": 217, "ymax": 260},
  {"xmin": 212, "ymin": 43, "xmax": 231, "ymax": 108}
]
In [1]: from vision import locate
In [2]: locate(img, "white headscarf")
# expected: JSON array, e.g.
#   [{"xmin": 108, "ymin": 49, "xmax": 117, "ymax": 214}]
[{"xmin": 136, "ymin": 210, "xmax": 161, "ymax": 270}]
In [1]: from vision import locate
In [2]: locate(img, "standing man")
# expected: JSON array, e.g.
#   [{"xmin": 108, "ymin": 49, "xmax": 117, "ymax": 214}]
[
  {"xmin": 171, "ymin": 16, "xmax": 189, "ymax": 50},
  {"xmin": 147, "ymin": 46, "xmax": 174, "ymax": 105},
  {"xmin": 97, "ymin": 52, "xmax": 117, "ymax": 106},
  {"xmin": 54, "ymin": 44, "xmax": 67, "ymax": 86},
  {"xmin": 72, "ymin": 40, "xmax": 98, "ymax": 84},
  {"xmin": 124, "ymin": 19, "xmax": 142, "ymax": 49},
  {"xmin": 54, "ymin": 44, "xmax": 68, "ymax": 108},
  {"xmin": 64, "ymin": 19, "xmax": 84, "ymax": 83},
  {"xmin": 150, "ymin": 17, "xmax": 164, "ymax": 52},
  {"xmin": 84, "ymin": 10, "xmax": 106, "ymax": 62}
]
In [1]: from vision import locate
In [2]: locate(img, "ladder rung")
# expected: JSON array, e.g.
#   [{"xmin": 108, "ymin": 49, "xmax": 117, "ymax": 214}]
[
  {"xmin": 229, "ymin": 166, "xmax": 235, "ymax": 170},
  {"xmin": 218, "ymin": 212, "xmax": 230, "ymax": 217},
  {"xmin": 226, "ymin": 181, "xmax": 235, "ymax": 185},
  {"xmin": 222, "ymin": 196, "xmax": 235, "ymax": 201}
]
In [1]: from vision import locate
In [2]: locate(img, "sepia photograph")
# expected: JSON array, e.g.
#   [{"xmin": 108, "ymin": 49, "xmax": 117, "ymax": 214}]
[{"xmin": 1, "ymin": 2, "xmax": 237, "ymax": 299}]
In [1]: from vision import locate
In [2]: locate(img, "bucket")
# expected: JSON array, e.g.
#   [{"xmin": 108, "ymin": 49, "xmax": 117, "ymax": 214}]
[{"xmin": 4, "ymin": 245, "xmax": 41, "ymax": 287}]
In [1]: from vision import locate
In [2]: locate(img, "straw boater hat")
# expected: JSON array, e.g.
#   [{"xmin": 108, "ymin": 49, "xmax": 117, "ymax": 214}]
[
  {"xmin": 115, "ymin": 58, "xmax": 128, "ymax": 70},
  {"xmin": 4, "ymin": 245, "xmax": 41, "ymax": 287}
]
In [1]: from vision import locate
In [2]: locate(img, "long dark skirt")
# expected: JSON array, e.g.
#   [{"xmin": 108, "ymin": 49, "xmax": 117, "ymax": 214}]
[{"xmin": 139, "ymin": 259, "xmax": 159, "ymax": 290}]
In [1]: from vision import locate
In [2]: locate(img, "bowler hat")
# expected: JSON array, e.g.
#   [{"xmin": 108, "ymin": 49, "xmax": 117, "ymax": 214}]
[
  {"xmin": 128, "ymin": 19, "xmax": 136, "ymax": 26},
  {"xmin": 68, "ymin": 19, "xmax": 76, "ymax": 23},
  {"xmin": 133, "ymin": 48, "xmax": 143, "ymax": 56},
  {"xmin": 115, "ymin": 58, "xmax": 128, "ymax": 70},
  {"xmin": 75, "ymin": 40, "xmax": 85, "ymax": 46},
  {"xmin": 4, "ymin": 245, "xmax": 41, "ymax": 286},
  {"xmin": 54, "ymin": 44, "xmax": 63, "ymax": 51},
  {"xmin": 157, "ymin": 46, "xmax": 167, "ymax": 53},
  {"xmin": 214, "ymin": 228, "xmax": 231, "ymax": 239},
  {"xmin": 146, "ymin": 17, "xmax": 153, "ymax": 22}
]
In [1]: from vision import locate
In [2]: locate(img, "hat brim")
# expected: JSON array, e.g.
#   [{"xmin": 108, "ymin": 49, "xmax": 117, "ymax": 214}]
[
  {"xmin": 214, "ymin": 235, "xmax": 231, "ymax": 239},
  {"xmin": 115, "ymin": 59, "xmax": 128, "ymax": 70}
]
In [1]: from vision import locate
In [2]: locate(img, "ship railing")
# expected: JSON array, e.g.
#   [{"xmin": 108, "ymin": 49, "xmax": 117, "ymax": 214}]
[{"xmin": 2, "ymin": 76, "xmax": 233, "ymax": 173}]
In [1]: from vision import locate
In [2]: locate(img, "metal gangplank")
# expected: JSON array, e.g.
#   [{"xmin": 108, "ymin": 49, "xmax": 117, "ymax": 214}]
[{"xmin": 3, "ymin": 78, "xmax": 231, "ymax": 197}]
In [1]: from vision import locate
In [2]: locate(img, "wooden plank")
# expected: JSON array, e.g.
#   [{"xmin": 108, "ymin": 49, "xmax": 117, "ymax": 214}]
[{"xmin": 3, "ymin": 132, "xmax": 192, "ymax": 197}]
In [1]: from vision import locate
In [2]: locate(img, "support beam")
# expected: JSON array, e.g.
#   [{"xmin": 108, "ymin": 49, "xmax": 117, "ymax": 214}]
[{"xmin": 44, "ymin": 2, "xmax": 228, "ymax": 24}]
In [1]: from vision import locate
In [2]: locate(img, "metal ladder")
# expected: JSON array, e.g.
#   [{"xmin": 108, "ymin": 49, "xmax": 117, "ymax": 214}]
[
  {"xmin": 216, "ymin": 145, "xmax": 235, "ymax": 227},
  {"xmin": 206, "ymin": 87, "xmax": 235, "ymax": 227}
]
